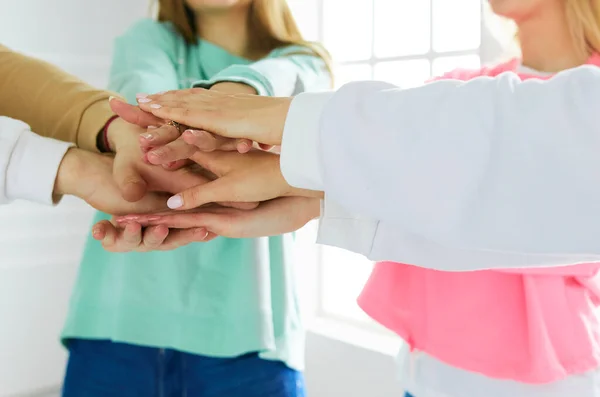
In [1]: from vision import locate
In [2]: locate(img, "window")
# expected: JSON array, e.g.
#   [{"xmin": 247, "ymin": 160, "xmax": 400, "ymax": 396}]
[{"xmin": 288, "ymin": 0, "xmax": 484, "ymax": 328}]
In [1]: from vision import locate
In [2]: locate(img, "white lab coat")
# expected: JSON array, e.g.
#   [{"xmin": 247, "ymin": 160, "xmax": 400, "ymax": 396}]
[{"xmin": 280, "ymin": 65, "xmax": 600, "ymax": 270}]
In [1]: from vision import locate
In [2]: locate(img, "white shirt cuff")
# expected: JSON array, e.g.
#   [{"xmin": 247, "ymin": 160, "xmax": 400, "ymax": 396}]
[
  {"xmin": 280, "ymin": 91, "xmax": 334, "ymax": 191},
  {"xmin": 6, "ymin": 130, "xmax": 73, "ymax": 205}
]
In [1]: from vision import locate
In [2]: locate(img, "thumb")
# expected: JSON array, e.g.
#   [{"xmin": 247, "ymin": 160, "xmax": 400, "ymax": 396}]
[
  {"xmin": 109, "ymin": 97, "xmax": 162, "ymax": 128},
  {"xmin": 113, "ymin": 154, "xmax": 147, "ymax": 202}
]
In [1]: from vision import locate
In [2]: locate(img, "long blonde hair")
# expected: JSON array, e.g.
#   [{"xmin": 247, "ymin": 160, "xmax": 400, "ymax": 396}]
[
  {"xmin": 565, "ymin": 0, "xmax": 600, "ymax": 57},
  {"xmin": 156, "ymin": 0, "xmax": 332, "ymax": 78}
]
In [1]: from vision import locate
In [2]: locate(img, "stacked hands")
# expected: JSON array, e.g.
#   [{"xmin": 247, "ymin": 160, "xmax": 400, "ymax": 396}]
[{"xmin": 89, "ymin": 88, "xmax": 323, "ymax": 252}]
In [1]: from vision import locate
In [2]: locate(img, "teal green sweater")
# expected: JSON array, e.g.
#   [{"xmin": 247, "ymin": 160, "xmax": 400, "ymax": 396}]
[{"xmin": 62, "ymin": 19, "xmax": 331, "ymax": 370}]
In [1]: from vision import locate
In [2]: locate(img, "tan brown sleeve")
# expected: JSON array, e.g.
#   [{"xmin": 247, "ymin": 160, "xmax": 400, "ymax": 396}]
[{"xmin": 0, "ymin": 44, "xmax": 116, "ymax": 152}]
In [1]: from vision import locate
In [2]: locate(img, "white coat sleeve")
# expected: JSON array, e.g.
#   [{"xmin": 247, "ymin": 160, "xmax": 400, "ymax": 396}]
[
  {"xmin": 0, "ymin": 116, "xmax": 72, "ymax": 205},
  {"xmin": 280, "ymin": 65, "xmax": 600, "ymax": 269}
]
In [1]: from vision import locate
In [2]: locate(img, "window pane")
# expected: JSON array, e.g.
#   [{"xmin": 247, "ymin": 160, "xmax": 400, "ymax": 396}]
[
  {"xmin": 374, "ymin": 0, "xmax": 430, "ymax": 57},
  {"xmin": 324, "ymin": 0, "xmax": 373, "ymax": 62},
  {"xmin": 432, "ymin": 0, "xmax": 481, "ymax": 52},
  {"xmin": 432, "ymin": 54, "xmax": 480, "ymax": 76},
  {"xmin": 287, "ymin": 0, "xmax": 320, "ymax": 41},
  {"xmin": 374, "ymin": 59, "xmax": 431, "ymax": 88},
  {"xmin": 321, "ymin": 247, "xmax": 373, "ymax": 321},
  {"xmin": 335, "ymin": 63, "xmax": 372, "ymax": 88}
]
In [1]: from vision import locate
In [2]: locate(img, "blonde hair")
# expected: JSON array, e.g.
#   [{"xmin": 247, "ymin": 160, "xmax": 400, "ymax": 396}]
[
  {"xmin": 156, "ymin": 0, "xmax": 333, "ymax": 79},
  {"xmin": 565, "ymin": 0, "xmax": 600, "ymax": 57}
]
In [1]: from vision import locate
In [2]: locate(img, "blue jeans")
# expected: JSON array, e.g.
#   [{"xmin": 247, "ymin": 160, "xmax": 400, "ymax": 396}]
[{"xmin": 62, "ymin": 339, "xmax": 305, "ymax": 397}]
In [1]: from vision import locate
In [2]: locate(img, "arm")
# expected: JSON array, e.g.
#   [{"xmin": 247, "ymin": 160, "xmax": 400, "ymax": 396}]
[
  {"xmin": 0, "ymin": 44, "xmax": 114, "ymax": 151},
  {"xmin": 108, "ymin": 19, "xmax": 181, "ymax": 103},
  {"xmin": 0, "ymin": 117, "xmax": 72, "ymax": 205},
  {"xmin": 193, "ymin": 46, "xmax": 332, "ymax": 96},
  {"xmin": 282, "ymin": 66, "xmax": 600, "ymax": 260}
]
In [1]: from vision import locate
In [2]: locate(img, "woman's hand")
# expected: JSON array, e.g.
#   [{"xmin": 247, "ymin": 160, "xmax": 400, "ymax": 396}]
[
  {"xmin": 114, "ymin": 197, "xmax": 321, "ymax": 239},
  {"xmin": 54, "ymin": 149, "xmax": 169, "ymax": 215},
  {"xmin": 137, "ymin": 88, "xmax": 292, "ymax": 146},
  {"xmin": 163, "ymin": 150, "xmax": 323, "ymax": 210},
  {"xmin": 91, "ymin": 220, "xmax": 216, "ymax": 252},
  {"xmin": 105, "ymin": 117, "xmax": 214, "ymax": 202}
]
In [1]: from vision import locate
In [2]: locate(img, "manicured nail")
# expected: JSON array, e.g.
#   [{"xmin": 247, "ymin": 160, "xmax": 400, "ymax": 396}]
[
  {"xmin": 92, "ymin": 227, "xmax": 102, "ymax": 237},
  {"xmin": 147, "ymin": 125, "xmax": 158, "ymax": 129},
  {"xmin": 140, "ymin": 133, "xmax": 154, "ymax": 140},
  {"xmin": 201, "ymin": 229, "xmax": 209, "ymax": 240},
  {"xmin": 108, "ymin": 95, "xmax": 116, "ymax": 102},
  {"xmin": 137, "ymin": 98, "xmax": 151, "ymax": 103},
  {"xmin": 167, "ymin": 195, "xmax": 183, "ymax": 209},
  {"xmin": 146, "ymin": 216, "xmax": 162, "ymax": 221},
  {"xmin": 136, "ymin": 93, "xmax": 148, "ymax": 98},
  {"xmin": 156, "ymin": 91, "xmax": 167, "ymax": 95},
  {"xmin": 184, "ymin": 129, "xmax": 202, "ymax": 137},
  {"xmin": 150, "ymin": 104, "xmax": 161, "ymax": 109}
]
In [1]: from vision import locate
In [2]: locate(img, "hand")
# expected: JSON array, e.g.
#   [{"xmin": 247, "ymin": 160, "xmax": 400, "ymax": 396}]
[
  {"xmin": 105, "ymin": 117, "xmax": 212, "ymax": 202},
  {"xmin": 138, "ymin": 82, "xmax": 266, "ymax": 165},
  {"xmin": 164, "ymin": 150, "xmax": 322, "ymax": 210},
  {"xmin": 114, "ymin": 197, "xmax": 321, "ymax": 239},
  {"xmin": 137, "ymin": 88, "xmax": 292, "ymax": 146},
  {"xmin": 54, "ymin": 149, "xmax": 169, "ymax": 215},
  {"xmin": 91, "ymin": 220, "xmax": 217, "ymax": 252}
]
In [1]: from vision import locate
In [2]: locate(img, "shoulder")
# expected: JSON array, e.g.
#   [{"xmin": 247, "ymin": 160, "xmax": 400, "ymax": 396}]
[{"xmin": 264, "ymin": 44, "xmax": 321, "ymax": 59}]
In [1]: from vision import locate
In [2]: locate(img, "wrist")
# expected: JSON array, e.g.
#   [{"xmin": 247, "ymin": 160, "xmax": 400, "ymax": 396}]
[
  {"xmin": 267, "ymin": 97, "xmax": 292, "ymax": 145},
  {"xmin": 105, "ymin": 116, "xmax": 128, "ymax": 152},
  {"xmin": 54, "ymin": 148, "xmax": 85, "ymax": 198}
]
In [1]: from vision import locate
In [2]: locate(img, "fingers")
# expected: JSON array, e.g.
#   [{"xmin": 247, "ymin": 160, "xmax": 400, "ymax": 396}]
[
  {"xmin": 166, "ymin": 177, "xmax": 241, "ymax": 210},
  {"xmin": 139, "ymin": 124, "xmax": 181, "ymax": 149},
  {"xmin": 181, "ymin": 129, "xmax": 252, "ymax": 153},
  {"xmin": 160, "ymin": 227, "xmax": 216, "ymax": 248},
  {"xmin": 141, "ymin": 225, "xmax": 169, "ymax": 249},
  {"xmin": 109, "ymin": 97, "xmax": 162, "ymax": 128},
  {"xmin": 146, "ymin": 137, "xmax": 198, "ymax": 165},
  {"xmin": 92, "ymin": 220, "xmax": 112, "ymax": 242},
  {"xmin": 138, "ymin": 100, "xmax": 207, "ymax": 132}
]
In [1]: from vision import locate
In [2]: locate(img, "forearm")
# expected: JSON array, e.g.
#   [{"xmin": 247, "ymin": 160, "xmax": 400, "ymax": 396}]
[{"xmin": 0, "ymin": 45, "xmax": 114, "ymax": 151}]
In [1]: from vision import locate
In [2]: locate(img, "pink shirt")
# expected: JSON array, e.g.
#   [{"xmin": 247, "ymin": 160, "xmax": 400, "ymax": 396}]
[{"xmin": 358, "ymin": 54, "xmax": 600, "ymax": 384}]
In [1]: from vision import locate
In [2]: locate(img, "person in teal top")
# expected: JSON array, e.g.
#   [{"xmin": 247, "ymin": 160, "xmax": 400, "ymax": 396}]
[{"xmin": 60, "ymin": 1, "xmax": 332, "ymax": 396}]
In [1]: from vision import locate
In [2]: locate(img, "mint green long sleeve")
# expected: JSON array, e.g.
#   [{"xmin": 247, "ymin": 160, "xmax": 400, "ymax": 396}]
[{"xmin": 62, "ymin": 18, "xmax": 331, "ymax": 371}]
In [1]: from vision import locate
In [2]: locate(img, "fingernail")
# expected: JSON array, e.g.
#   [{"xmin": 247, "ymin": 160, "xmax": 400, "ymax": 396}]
[
  {"xmin": 140, "ymin": 133, "xmax": 154, "ymax": 140},
  {"xmin": 92, "ymin": 227, "xmax": 102, "ymax": 237},
  {"xmin": 108, "ymin": 95, "xmax": 116, "ymax": 102},
  {"xmin": 147, "ymin": 126, "xmax": 158, "ymax": 129},
  {"xmin": 156, "ymin": 91, "xmax": 167, "ymax": 95},
  {"xmin": 239, "ymin": 142, "xmax": 251, "ymax": 152},
  {"xmin": 136, "ymin": 93, "xmax": 148, "ymax": 98},
  {"xmin": 138, "ymin": 98, "xmax": 151, "ymax": 103},
  {"xmin": 148, "ymin": 149, "xmax": 164, "ymax": 159},
  {"xmin": 167, "ymin": 195, "xmax": 183, "ymax": 209},
  {"xmin": 146, "ymin": 216, "xmax": 161, "ymax": 221},
  {"xmin": 150, "ymin": 104, "xmax": 161, "ymax": 109},
  {"xmin": 184, "ymin": 129, "xmax": 202, "ymax": 137},
  {"xmin": 201, "ymin": 229, "xmax": 209, "ymax": 240}
]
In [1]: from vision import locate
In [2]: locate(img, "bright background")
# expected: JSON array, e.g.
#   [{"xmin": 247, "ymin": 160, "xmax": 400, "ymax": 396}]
[{"xmin": 0, "ymin": 1, "xmax": 513, "ymax": 396}]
